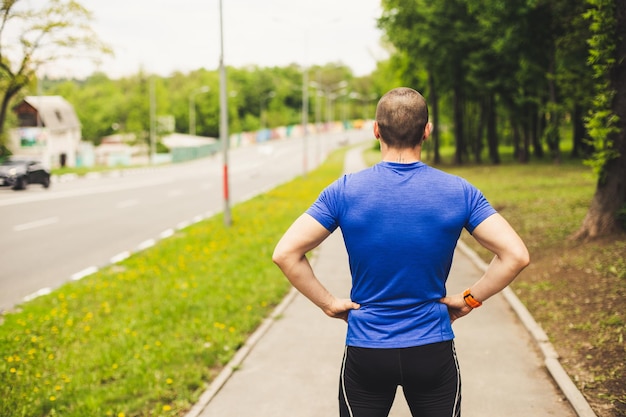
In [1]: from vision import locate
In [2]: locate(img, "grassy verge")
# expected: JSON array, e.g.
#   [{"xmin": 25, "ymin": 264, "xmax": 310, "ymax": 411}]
[
  {"xmin": 440, "ymin": 162, "xmax": 625, "ymax": 417},
  {"xmin": 0, "ymin": 148, "xmax": 347, "ymax": 417},
  {"xmin": 365, "ymin": 143, "xmax": 625, "ymax": 416}
]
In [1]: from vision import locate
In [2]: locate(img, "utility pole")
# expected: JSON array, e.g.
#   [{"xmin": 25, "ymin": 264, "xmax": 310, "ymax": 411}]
[{"xmin": 219, "ymin": 0, "xmax": 231, "ymax": 226}]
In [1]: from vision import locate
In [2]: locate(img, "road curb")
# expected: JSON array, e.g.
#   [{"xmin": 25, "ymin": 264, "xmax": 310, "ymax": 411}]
[
  {"xmin": 455, "ymin": 240, "xmax": 597, "ymax": 417},
  {"xmin": 183, "ymin": 288, "xmax": 300, "ymax": 417}
]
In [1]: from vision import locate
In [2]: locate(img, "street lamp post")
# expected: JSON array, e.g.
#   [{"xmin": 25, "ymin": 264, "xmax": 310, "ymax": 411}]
[
  {"xmin": 219, "ymin": 0, "xmax": 231, "ymax": 226},
  {"xmin": 189, "ymin": 86, "xmax": 210, "ymax": 136},
  {"xmin": 302, "ymin": 68, "xmax": 309, "ymax": 177},
  {"xmin": 149, "ymin": 76, "xmax": 156, "ymax": 165},
  {"xmin": 309, "ymin": 80, "xmax": 347, "ymax": 163},
  {"xmin": 326, "ymin": 81, "xmax": 348, "ymax": 125}
]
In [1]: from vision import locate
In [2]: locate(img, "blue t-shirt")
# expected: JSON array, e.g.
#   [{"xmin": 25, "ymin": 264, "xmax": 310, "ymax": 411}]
[{"xmin": 306, "ymin": 161, "xmax": 496, "ymax": 348}]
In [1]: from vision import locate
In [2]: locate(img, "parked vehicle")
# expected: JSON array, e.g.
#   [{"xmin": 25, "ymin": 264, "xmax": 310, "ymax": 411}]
[{"xmin": 0, "ymin": 158, "xmax": 51, "ymax": 190}]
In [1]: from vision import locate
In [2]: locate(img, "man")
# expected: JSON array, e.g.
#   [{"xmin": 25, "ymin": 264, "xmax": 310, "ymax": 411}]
[{"xmin": 272, "ymin": 87, "xmax": 529, "ymax": 417}]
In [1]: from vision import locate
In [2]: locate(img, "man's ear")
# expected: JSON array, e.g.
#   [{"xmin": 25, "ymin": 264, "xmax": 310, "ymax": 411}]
[
  {"xmin": 423, "ymin": 122, "xmax": 433, "ymax": 141},
  {"xmin": 373, "ymin": 121, "xmax": 381, "ymax": 139}
]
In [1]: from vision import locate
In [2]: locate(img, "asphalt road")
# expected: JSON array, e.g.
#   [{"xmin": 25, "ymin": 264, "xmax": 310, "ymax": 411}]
[{"xmin": 0, "ymin": 130, "xmax": 372, "ymax": 312}]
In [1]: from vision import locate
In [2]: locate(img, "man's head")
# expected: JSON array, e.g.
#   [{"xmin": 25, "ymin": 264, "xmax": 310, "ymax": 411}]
[{"xmin": 374, "ymin": 87, "xmax": 430, "ymax": 149}]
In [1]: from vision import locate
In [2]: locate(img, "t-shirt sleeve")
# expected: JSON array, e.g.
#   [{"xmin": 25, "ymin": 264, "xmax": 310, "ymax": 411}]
[
  {"xmin": 305, "ymin": 179, "xmax": 342, "ymax": 233},
  {"xmin": 463, "ymin": 179, "xmax": 497, "ymax": 233}
]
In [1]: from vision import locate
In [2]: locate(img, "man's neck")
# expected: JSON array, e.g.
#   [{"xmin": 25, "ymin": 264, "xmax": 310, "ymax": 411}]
[{"xmin": 381, "ymin": 147, "xmax": 422, "ymax": 163}]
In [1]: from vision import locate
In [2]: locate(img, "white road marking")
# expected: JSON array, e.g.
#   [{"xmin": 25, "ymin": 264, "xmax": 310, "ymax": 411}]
[
  {"xmin": 137, "ymin": 239, "xmax": 156, "ymax": 250},
  {"xmin": 160, "ymin": 229, "xmax": 174, "ymax": 239},
  {"xmin": 13, "ymin": 216, "xmax": 60, "ymax": 232},
  {"xmin": 72, "ymin": 266, "xmax": 99, "ymax": 281},
  {"xmin": 110, "ymin": 251, "xmax": 130, "ymax": 263},
  {"xmin": 23, "ymin": 287, "xmax": 52, "ymax": 302}
]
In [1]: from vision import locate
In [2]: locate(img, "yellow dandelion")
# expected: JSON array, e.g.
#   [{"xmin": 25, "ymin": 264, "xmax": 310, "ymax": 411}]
[
  {"xmin": 49, "ymin": 396, "xmax": 56, "ymax": 401},
  {"xmin": 163, "ymin": 405, "xmax": 172, "ymax": 411},
  {"xmin": 55, "ymin": 385, "xmax": 62, "ymax": 391},
  {"xmin": 10, "ymin": 368, "xmax": 16, "ymax": 373},
  {"xmin": 84, "ymin": 325, "xmax": 91, "ymax": 332},
  {"xmin": 166, "ymin": 378, "xmax": 173, "ymax": 384},
  {"xmin": 48, "ymin": 354, "xmax": 54, "ymax": 360},
  {"xmin": 112, "ymin": 363, "xmax": 118, "ymax": 369},
  {"xmin": 118, "ymin": 413, "xmax": 125, "ymax": 417}
]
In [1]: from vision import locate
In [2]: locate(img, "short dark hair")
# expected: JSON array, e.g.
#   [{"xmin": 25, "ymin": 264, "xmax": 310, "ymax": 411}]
[{"xmin": 375, "ymin": 87, "xmax": 429, "ymax": 149}]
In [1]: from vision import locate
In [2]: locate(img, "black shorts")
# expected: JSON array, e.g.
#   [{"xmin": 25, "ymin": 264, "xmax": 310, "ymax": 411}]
[{"xmin": 339, "ymin": 340, "xmax": 461, "ymax": 417}]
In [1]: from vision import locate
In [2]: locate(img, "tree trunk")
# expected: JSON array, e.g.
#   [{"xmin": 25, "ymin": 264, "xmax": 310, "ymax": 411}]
[
  {"xmin": 531, "ymin": 106, "xmax": 544, "ymax": 159},
  {"xmin": 574, "ymin": 0, "xmax": 626, "ymax": 239},
  {"xmin": 428, "ymin": 72, "xmax": 441, "ymax": 164},
  {"xmin": 486, "ymin": 93, "xmax": 500, "ymax": 164},
  {"xmin": 453, "ymin": 85, "xmax": 465, "ymax": 165},
  {"xmin": 546, "ymin": 55, "xmax": 562, "ymax": 163},
  {"xmin": 511, "ymin": 115, "xmax": 522, "ymax": 161},
  {"xmin": 571, "ymin": 104, "xmax": 591, "ymax": 158}
]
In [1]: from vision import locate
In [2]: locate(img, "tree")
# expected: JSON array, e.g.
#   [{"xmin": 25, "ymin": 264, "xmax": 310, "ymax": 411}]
[
  {"xmin": 0, "ymin": 0, "xmax": 110, "ymax": 152},
  {"xmin": 574, "ymin": 0, "xmax": 626, "ymax": 239}
]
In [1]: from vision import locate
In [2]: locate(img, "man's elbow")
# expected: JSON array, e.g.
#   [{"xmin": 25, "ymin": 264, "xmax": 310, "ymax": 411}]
[
  {"xmin": 512, "ymin": 245, "xmax": 531, "ymax": 272},
  {"xmin": 272, "ymin": 244, "xmax": 296, "ymax": 271},
  {"xmin": 272, "ymin": 247, "xmax": 286, "ymax": 269}
]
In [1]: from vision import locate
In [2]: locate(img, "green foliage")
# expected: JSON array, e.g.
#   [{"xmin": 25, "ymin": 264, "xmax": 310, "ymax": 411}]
[
  {"xmin": 0, "ymin": 0, "xmax": 111, "ymax": 142},
  {"xmin": 37, "ymin": 63, "xmax": 377, "ymax": 144},
  {"xmin": 378, "ymin": 0, "xmax": 600, "ymax": 165},
  {"xmin": 582, "ymin": 0, "xmax": 621, "ymax": 182},
  {"xmin": 0, "ymin": 148, "xmax": 347, "ymax": 417}
]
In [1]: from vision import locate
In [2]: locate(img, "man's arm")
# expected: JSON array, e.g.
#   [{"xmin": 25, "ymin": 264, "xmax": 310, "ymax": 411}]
[
  {"xmin": 441, "ymin": 213, "xmax": 530, "ymax": 321},
  {"xmin": 272, "ymin": 213, "xmax": 360, "ymax": 321}
]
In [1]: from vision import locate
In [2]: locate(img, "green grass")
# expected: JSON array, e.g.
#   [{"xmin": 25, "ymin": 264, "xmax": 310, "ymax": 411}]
[{"xmin": 0, "ymin": 148, "xmax": 347, "ymax": 417}]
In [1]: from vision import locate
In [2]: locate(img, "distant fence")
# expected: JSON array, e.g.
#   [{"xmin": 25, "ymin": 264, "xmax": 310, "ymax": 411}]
[{"xmin": 170, "ymin": 142, "xmax": 221, "ymax": 163}]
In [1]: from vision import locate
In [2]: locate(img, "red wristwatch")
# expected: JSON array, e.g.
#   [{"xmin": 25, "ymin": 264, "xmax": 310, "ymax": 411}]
[{"xmin": 463, "ymin": 288, "xmax": 482, "ymax": 308}]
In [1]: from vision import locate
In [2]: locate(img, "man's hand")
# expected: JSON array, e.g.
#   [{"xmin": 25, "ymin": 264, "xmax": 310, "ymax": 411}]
[
  {"xmin": 440, "ymin": 293, "xmax": 473, "ymax": 323},
  {"xmin": 321, "ymin": 298, "xmax": 361, "ymax": 322}
]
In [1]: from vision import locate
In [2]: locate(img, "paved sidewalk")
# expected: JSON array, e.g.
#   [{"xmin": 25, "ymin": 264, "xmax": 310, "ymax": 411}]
[{"xmin": 187, "ymin": 146, "xmax": 583, "ymax": 417}]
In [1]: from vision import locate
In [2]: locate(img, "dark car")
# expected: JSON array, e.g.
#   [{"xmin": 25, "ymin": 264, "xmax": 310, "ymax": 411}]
[{"xmin": 0, "ymin": 158, "xmax": 51, "ymax": 190}]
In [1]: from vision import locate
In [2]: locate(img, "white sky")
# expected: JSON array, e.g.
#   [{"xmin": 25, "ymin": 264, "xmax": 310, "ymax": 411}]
[{"xmin": 32, "ymin": 0, "xmax": 388, "ymax": 79}]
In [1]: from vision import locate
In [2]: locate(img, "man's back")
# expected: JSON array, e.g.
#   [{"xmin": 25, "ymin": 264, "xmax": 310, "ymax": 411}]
[{"xmin": 306, "ymin": 161, "xmax": 496, "ymax": 348}]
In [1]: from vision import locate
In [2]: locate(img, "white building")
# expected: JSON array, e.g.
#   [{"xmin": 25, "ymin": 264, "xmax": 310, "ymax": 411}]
[{"xmin": 10, "ymin": 96, "xmax": 82, "ymax": 168}]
